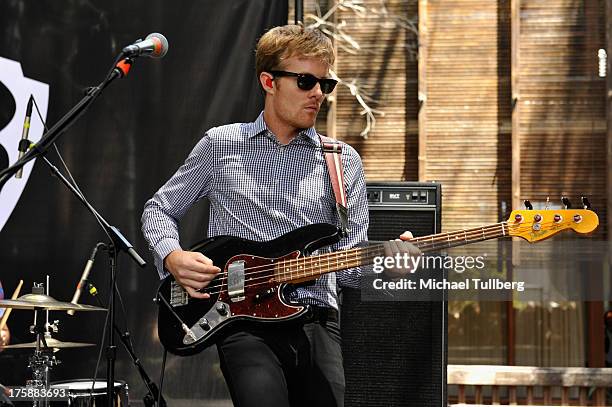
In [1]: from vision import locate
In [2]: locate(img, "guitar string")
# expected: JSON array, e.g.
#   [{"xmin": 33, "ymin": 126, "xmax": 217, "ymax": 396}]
[
  {"xmin": 208, "ymin": 222, "xmax": 507, "ymax": 285},
  {"xmin": 212, "ymin": 223, "xmax": 504, "ymax": 278},
  {"xmin": 208, "ymin": 219, "xmax": 564, "ymax": 283},
  {"xmin": 199, "ymin": 219, "xmax": 575, "ymax": 296},
  {"xmin": 204, "ymin": 219, "xmax": 574, "ymax": 291},
  {"xmin": 203, "ymin": 222, "xmax": 508, "ymax": 278}
]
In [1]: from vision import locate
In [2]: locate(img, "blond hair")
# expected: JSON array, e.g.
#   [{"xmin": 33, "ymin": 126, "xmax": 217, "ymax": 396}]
[{"xmin": 255, "ymin": 25, "xmax": 334, "ymax": 77}]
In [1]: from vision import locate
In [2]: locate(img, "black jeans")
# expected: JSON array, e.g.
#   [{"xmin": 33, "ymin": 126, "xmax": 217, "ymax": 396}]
[{"xmin": 217, "ymin": 310, "xmax": 344, "ymax": 407}]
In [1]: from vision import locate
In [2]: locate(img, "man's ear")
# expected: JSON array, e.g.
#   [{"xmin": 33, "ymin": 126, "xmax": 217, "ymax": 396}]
[{"xmin": 260, "ymin": 72, "xmax": 274, "ymax": 94}]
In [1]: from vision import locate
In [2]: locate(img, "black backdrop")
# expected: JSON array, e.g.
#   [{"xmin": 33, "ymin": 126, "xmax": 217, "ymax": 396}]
[{"xmin": 0, "ymin": 1, "xmax": 287, "ymax": 404}]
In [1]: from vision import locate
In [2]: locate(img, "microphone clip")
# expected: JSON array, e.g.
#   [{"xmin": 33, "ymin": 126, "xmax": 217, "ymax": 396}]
[
  {"xmin": 114, "ymin": 58, "xmax": 134, "ymax": 79},
  {"xmin": 18, "ymin": 138, "xmax": 32, "ymax": 154}
]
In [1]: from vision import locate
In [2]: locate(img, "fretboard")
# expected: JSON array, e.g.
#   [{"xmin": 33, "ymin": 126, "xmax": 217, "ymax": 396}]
[{"xmin": 274, "ymin": 222, "xmax": 508, "ymax": 284}]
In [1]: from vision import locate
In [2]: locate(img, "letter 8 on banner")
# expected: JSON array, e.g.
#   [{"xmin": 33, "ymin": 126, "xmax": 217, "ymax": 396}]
[{"xmin": 0, "ymin": 57, "xmax": 49, "ymax": 233}]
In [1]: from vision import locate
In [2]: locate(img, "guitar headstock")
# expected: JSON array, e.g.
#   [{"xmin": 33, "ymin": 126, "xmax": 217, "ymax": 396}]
[{"xmin": 506, "ymin": 208, "xmax": 599, "ymax": 242}]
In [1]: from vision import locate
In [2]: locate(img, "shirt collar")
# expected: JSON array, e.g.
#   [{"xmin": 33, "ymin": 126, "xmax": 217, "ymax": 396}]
[{"xmin": 246, "ymin": 112, "xmax": 320, "ymax": 146}]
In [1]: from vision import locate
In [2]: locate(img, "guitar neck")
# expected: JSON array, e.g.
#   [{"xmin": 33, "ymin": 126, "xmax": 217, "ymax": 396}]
[{"xmin": 275, "ymin": 222, "xmax": 509, "ymax": 284}]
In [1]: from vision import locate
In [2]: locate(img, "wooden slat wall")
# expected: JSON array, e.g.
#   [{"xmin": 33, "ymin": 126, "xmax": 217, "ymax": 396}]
[
  {"xmin": 335, "ymin": 1, "xmax": 419, "ymax": 180},
  {"xmin": 296, "ymin": 1, "xmax": 607, "ymax": 237},
  {"xmin": 421, "ymin": 0, "xmax": 512, "ymax": 232},
  {"xmin": 518, "ymin": 0, "xmax": 607, "ymax": 237},
  {"xmin": 302, "ymin": 0, "xmax": 419, "ymax": 180}
]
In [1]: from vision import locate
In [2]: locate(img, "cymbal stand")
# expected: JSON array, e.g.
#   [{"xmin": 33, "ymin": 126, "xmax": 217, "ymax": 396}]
[{"xmin": 26, "ymin": 284, "xmax": 59, "ymax": 407}]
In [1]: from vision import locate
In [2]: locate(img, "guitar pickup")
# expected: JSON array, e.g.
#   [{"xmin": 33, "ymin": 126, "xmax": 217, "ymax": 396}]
[{"xmin": 227, "ymin": 260, "xmax": 245, "ymax": 302}]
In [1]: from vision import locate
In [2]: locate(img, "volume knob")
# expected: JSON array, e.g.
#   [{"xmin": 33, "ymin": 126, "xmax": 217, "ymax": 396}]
[
  {"xmin": 198, "ymin": 318, "xmax": 210, "ymax": 331},
  {"xmin": 216, "ymin": 303, "xmax": 228, "ymax": 316}
]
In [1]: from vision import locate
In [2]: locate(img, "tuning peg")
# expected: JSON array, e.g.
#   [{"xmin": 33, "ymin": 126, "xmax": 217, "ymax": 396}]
[
  {"xmin": 581, "ymin": 196, "xmax": 591, "ymax": 210},
  {"xmin": 524, "ymin": 200, "xmax": 533, "ymax": 210},
  {"xmin": 561, "ymin": 196, "xmax": 571, "ymax": 209}
]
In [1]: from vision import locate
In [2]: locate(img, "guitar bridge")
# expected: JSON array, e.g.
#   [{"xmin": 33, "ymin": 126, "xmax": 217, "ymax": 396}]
[{"xmin": 170, "ymin": 281, "xmax": 189, "ymax": 307}]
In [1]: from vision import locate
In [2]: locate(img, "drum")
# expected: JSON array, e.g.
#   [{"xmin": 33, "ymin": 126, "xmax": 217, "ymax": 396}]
[{"xmin": 49, "ymin": 379, "xmax": 129, "ymax": 406}]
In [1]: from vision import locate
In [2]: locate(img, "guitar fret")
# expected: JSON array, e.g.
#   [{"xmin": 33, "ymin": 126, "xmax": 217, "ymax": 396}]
[
  {"xmin": 311, "ymin": 255, "xmax": 315, "ymax": 278},
  {"xmin": 277, "ymin": 221, "xmax": 529, "ymax": 285},
  {"xmin": 278, "ymin": 217, "xmax": 583, "ymax": 284}
]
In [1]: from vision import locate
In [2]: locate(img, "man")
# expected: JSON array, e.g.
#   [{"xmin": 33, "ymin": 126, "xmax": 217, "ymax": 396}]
[{"xmin": 142, "ymin": 24, "xmax": 414, "ymax": 407}]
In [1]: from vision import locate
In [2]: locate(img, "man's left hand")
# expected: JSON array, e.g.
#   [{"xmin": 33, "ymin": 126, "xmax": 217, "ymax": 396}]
[{"xmin": 382, "ymin": 231, "xmax": 421, "ymax": 279}]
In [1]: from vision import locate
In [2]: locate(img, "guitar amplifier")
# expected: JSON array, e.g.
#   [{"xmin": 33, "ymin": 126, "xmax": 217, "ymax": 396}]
[
  {"xmin": 341, "ymin": 181, "xmax": 447, "ymax": 407},
  {"xmin": 366, "ymin": 181, "xmax": 442, "ymax": 241}
]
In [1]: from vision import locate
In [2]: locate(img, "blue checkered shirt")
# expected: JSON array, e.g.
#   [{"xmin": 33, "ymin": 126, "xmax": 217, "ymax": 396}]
[{"xmin": 141, "ymin": 112, "xmax": 369, "ymax": 309}]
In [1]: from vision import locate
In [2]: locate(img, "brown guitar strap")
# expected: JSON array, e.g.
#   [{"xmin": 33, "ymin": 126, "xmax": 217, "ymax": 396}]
[{"xmin": 319, "ymin": 134, "xmax": 349, "ymax": 237}]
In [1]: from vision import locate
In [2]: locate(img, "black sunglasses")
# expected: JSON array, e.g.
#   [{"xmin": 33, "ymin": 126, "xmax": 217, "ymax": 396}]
[{"xmin": 269, "ymin": 70, "xmax": 338, "ymax": 94}]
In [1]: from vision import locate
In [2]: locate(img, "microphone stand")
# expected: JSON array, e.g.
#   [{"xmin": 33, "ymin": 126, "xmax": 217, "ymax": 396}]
[
  {"xmin": 86, "ymin": 281, "xmax": 167, "ymax": 407},
  {"xmin": 115, "ymin": 328, "xmax": 167, "ymax": 407},
  {"xmin": 1, "ymin": 54, "xmax": 147, "ymax": 407},
  {"xmin": 0, "ymin": 55, "xmax": 126, "ymax": 189}
]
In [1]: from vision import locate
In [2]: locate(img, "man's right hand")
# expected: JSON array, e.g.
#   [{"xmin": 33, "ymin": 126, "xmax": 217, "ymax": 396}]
[{"xmin": 164, "ymin": 250, "xmax": 221, "ymax": 299}]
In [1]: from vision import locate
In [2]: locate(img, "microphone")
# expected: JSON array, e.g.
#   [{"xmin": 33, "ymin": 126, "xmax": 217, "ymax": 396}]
[
  {"xmin": 15, "ymin": 95, "xmax": 34, "ymax": 179},
  {"xmin": 122, "ymin": 33, "xmax": 169, "ymax": 58},
  {"xmin": 68, "ymin": 243, "xmax": 106, "ymax": 315}
]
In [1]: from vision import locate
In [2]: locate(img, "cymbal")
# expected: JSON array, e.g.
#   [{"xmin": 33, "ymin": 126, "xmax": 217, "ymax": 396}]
[
  {"xmin": 0, "ymin": 294, "xmax": 106, "ymax": 312},
  {"xmin": 2, "ymin": 337, "xmax": 95, "ymax": 350}
]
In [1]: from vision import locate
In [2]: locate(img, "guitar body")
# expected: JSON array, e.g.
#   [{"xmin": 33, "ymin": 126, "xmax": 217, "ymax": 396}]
[{"xmin": 157, "ymin": 223, "xmax": 341, "ymax": 356}]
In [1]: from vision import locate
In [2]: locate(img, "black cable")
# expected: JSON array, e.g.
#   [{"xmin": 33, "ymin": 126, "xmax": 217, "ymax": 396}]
[
  {"xmin": 91, "ymin": 281, "xmax": 166, "ymax": 407},
  {"xmin": 114, "ymin": 283, "xmax": 132, "ymax": 347},
  {"xmin": 30, "ymin": 95, "xmax": 114, "ymax": 244},
  {"xmin": 157, "ymin": 349, "xmax": 168, "ymax": 407},
  {"xmin": 30, "ymin": 97, "xmax": 81, "ymax": 193},
  {"xmin": 89, "ymin": 292, "xmax": 110, "ymax": 407},
  {"xmin": 87, "ymin": 247, "xmax": 119, "ymax": 406}
]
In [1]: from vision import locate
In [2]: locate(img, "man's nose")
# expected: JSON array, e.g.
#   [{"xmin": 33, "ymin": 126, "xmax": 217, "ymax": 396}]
[{"xmin": 310, "ymin": 82, "xmax": 324, "ymax": 99}]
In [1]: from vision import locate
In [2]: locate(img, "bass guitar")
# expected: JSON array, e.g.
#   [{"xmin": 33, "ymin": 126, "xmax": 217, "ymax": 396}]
[{"xmin": 157, "ymin": 206, "xmax": 598, "ymax": 356}]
